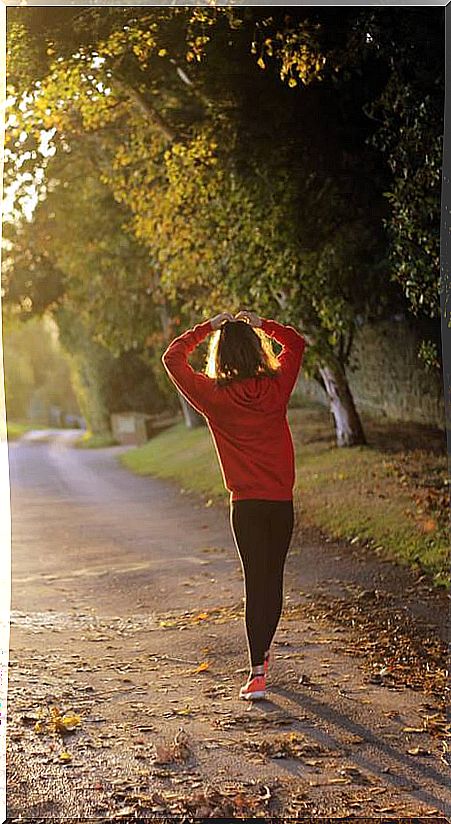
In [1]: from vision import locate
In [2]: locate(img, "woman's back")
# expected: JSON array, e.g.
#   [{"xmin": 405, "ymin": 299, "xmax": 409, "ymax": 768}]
[
  {"xmin": 161, "ymin": 314, "xmax": 306, "ymax": 503},
  {"xmin": 206, "ymin": 373, "xmax": 298, "ymax": 503}
]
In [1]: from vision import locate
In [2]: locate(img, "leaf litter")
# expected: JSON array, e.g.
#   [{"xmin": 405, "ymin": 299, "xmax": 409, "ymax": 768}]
[
  {"xmin": 106, "ymin": 777, "xmax": 276, "ymax": 819},
  {"xmin": 33, "ymin": 705, "xmax": 82, "ymax": 737},
  {"xmin": 151, "ymin": 727, "xmax": 192, "ymax": 765},
  {"xmin": 9, "ymin": 563, "xmax": 449, "ymax": 818},
  {"xmin": 242, "ymin": 730, "xmax": 337, "ymax": 761},
  {"xmin": 283, "ymin": 587, "xmax": 448, "ymax": 709}
]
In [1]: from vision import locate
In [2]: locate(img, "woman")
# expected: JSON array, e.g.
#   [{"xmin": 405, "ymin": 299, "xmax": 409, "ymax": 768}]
[{"xmin": 161, "ymin": 309, "xmax": 306, "ymax": 700}]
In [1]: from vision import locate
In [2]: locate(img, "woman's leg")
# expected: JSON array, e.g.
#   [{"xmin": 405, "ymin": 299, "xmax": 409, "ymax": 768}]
[
  {"xmin": 230, "ymin": 499, "xmax": 271, "ymax": 668},
  {"xmin": 262, "ymin": 500, "xmax": 294, "ymax": 655}
]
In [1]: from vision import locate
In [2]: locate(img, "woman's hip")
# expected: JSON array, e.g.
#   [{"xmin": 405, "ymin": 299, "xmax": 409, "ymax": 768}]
[{"xmin": 230, "ymin": 498, "xmax": 294, "ymax": 538}]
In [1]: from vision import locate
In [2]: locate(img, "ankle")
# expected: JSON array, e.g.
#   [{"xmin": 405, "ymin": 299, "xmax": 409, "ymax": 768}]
[{"xmin": 251, "ymin": 664, "xmax": 265, "ymax": 677}]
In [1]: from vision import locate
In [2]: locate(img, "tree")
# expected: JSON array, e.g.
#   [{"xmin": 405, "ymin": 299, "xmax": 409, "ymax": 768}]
[
  {"xmin": 6, "ymin": 7, "xmax": 437, "ymax": 444},
  {"xmin": 248, "ymin": 7, "xmax": 444, "ymax": 322},
  {"xmin": 2, "ymin": 309, "xmax": 80, "ymax": 422},
  {"xmin": 54, "ymin": 302, "xmax": 168, "ymax": 434},
  {"xmin": 2, "ymin": 139, "xmax": 175, "ymax": 431}
]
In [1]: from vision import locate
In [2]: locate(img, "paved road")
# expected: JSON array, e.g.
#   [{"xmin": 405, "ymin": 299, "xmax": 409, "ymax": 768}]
[
  {"xmin": 6, "ymin": 430, "xmax": 450, "ymax": 819},
  {"xmin": 9, "ymin": 429, "xmax": 239, "ymax": 616}
]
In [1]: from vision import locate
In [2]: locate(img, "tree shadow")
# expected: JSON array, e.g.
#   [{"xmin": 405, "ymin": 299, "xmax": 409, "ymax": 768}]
[{"xmin": 253, "ymin": 684, "xmax": 451, "ymax": 815}]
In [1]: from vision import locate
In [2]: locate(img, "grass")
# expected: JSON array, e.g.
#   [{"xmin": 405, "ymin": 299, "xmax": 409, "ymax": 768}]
[
  {"xmin": 120, "ymin": 421, "xmax": 226, "ymax": 499},
  {"xmin": 73, "ymin": 430, "xmax": 119, "ymax": 449},
  {"xmin": 5, "ymin": 420, "xmax": 51, "ymax": 440},
  {"xmin": 120, "ymin": 402, "xmax": 449, "ymax": 588}
]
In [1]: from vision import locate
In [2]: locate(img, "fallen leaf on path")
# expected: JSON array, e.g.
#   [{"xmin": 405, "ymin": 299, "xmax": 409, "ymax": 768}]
[
  {"xmin": 59, "ymin": 750, "xmax": 72, "ymax": 762},
  {"xmin": 152, "ymin": 727, "xmax": 192, "ymax": 764},
  {"xmin": 55, "ymin": 712, "xmax": 81, "ymax": 733},
  {"xmin": 110, "ymin": 807, "xmax": 137, "ymax": 818},
  {"xmin": 20, "ymin": 713, "xmax": 41, "ymax": 726},
  {"xmin": 33, "ymin": 706, "xmax": 82, "ymax": 737},
  {"xmin": 194, "ymin": 661, "xmax": 210, "ymax": 673},
  {"xmin": 245, "ymin": 732, "xmax": 329, "ymax": 760},
  {"xmin": 339, "ymin": 766, "xmax": 373, "ymax": 784},
  {"xmin": 402, "ymin": 726, "xmax": 426, "ymax": 733},
  {"xmin": 421, "ymin": 715, "xmax": 451, "ymax": 737},
  {"xmin": 152, "ymin": 744, "xmax": 177, "ymax": 764},
  {"xmin": 298, "ymin": 674, "xmax": 315, "ymax": 685}
]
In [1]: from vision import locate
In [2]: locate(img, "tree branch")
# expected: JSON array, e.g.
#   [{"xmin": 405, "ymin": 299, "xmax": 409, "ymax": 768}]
[
  {"xmin": 269, "ymin": 285, "xmax": 317, "ymax": 345},
  {"xmin": 114, "ymin": 78, "xmax": 181, "ymax": 143}
]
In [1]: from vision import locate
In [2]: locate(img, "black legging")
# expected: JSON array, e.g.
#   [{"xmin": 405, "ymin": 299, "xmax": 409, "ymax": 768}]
[{"xmin": 229, "ymin": 498, "xmax": 295, "ymax": 668}]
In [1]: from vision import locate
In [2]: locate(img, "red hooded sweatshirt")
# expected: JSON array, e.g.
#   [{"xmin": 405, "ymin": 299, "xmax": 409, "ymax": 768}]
[{"xmin": 161, "ymin": 318, "xmax": 306, "ymax": 503}]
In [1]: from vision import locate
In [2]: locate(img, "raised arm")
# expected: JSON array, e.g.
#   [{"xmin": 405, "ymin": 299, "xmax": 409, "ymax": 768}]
[
  {"xmin": 260, "ymin": 318, "xmax": 306, "ymax": 401},
  {"xmin": 161, "ymin": 319, "xmax": 214, "ymax": 415}
]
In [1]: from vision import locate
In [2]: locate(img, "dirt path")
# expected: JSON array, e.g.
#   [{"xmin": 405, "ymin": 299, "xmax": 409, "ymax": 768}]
[{"xmin": 6, "ymin": 430, "xmax": 450, "ymax": 820}]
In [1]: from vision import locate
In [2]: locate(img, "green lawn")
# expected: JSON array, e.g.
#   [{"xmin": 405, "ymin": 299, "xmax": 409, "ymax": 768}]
[
  {"xmin": 120, "ymin": 405, "xmax": 449, "ymax": 588},
  {"xmin": 73, "ymin": 430, "xmax": 119, "ymax": 449},
  {"xmin": 5, "ymin": 420, "xmax": 50, "ymax": 440}
]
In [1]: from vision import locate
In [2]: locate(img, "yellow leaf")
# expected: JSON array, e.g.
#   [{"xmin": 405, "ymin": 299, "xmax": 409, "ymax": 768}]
[
  {"xmin": 257, "ymin": 57, "xmax": 265, "ymax": 70},
  {"xmin": 59, "ymin": 750, "xmax": 72, "ymax": 762},
  {"xmin": 59, "ymin": 713, "xmax": 81, "ymax": 732},
  {"xmin": 158, "ymin": 49, "xmax": 167, "ymax": 57},
  {"xmin": 195, "ymin": 661, "xmax": 210, "ymax": 673}
]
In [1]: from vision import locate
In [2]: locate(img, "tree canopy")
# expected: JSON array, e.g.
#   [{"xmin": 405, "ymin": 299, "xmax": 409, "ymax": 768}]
[{"xmin": 3, "ymin": 6, "xmax": 444, "ymax": 438}]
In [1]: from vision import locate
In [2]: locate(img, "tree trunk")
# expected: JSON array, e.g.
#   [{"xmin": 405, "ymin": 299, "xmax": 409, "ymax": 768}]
[
  {"xmin": 268, "ymin": 287, "xmax": 365, "ymax": 446},
  {"xmin": 157, "ymin": 295, "xmax": 206, "ymax": 429},
  {"xmin": 318, "ymin": 359, "xmax": 366, "ymax": 447},
  {"xmin": 178, "ymin": 393, "xmax": 206, "ymax": 428}
]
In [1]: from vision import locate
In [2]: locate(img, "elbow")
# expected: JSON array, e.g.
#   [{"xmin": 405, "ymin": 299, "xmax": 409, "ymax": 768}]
[
  {"xmin": 297, "ymin": 335, "xmax": 306, "ymax": 352},
  {"xmin": 161, "ymin": 352, "xmax": 172, "ymax": 372},
  {"xmin": 161, "ymin": 352, "xmax": 177, "ymax": 377}
]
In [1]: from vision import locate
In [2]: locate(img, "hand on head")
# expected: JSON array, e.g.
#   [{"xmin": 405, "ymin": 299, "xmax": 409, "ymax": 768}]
[
  {"xmin": 234, "ymin": 310, "xmax": 262, "ymax": 328},
  {"xmin": 210, "ymin": 311, "xmax": 234, "ymax": 330},
  {"xmin": 210, "ymin": 310, "xmax": 262, "ymax": 331}
]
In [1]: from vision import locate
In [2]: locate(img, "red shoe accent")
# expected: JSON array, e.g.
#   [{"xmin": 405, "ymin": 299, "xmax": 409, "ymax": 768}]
[{"xmin": 239, "ymin": 674, "xmax": 266, "ymax": 700}]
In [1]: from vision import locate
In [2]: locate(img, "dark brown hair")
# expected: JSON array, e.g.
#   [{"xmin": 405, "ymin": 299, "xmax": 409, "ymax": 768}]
[{"xmin": 204, "ymin": 320, "xmax": 281, "ymax": 386}]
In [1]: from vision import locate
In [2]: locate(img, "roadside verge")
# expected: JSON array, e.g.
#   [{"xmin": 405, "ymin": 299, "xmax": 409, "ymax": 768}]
[{"xmin": 119, "ymin": 405, "xmax": 449, "ymax": 589}]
